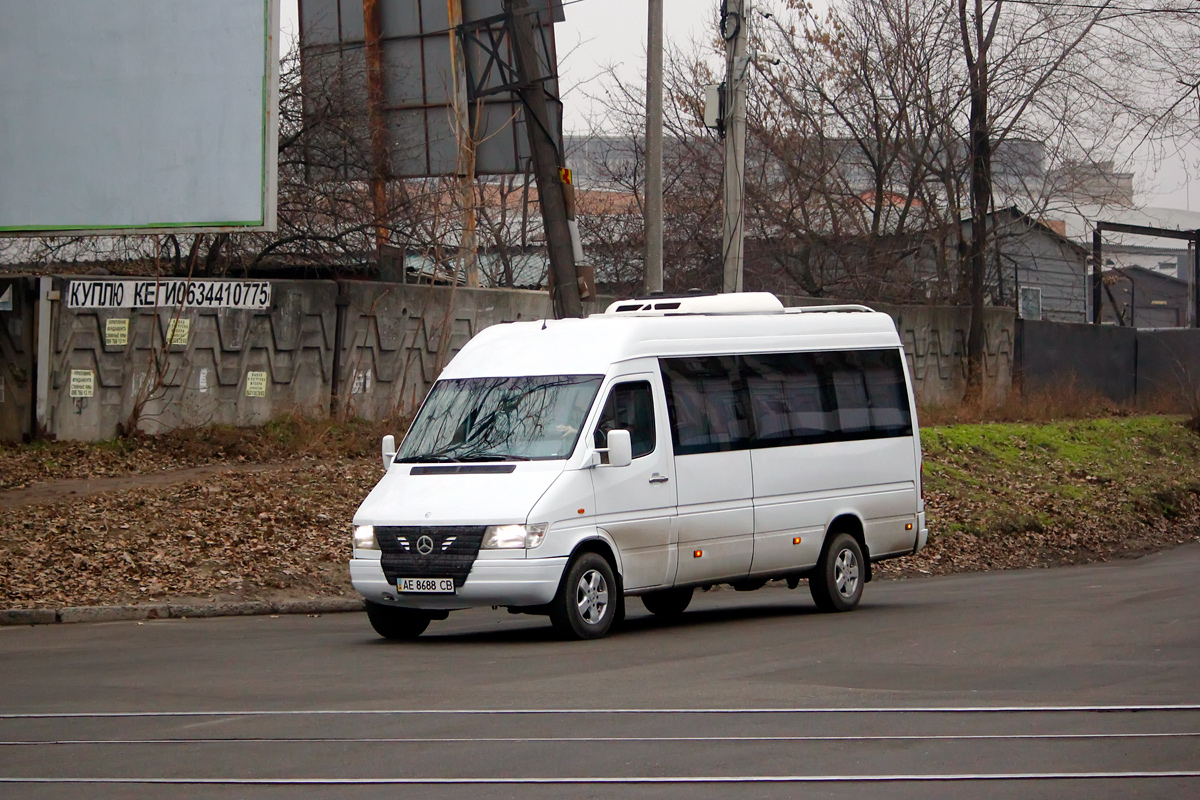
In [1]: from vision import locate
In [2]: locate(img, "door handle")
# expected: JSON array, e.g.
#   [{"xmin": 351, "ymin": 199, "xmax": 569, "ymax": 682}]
[{"xmin": 649, "ymin": 474, "xmax": 669, "ymax": 484}]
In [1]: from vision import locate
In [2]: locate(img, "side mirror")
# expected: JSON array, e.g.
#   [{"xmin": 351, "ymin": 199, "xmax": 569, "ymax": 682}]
[
  {"xmin": 605, "ymin": 429, "xmax": 633, "ymax": 468},
  {"xmin": 381, "ymin": 434, "xmax": 396, "ymax": 471}
]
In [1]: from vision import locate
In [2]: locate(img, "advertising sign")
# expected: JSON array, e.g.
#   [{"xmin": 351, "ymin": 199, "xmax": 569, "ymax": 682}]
[
  {"xmin": 67, "ymin": 280, "xmax": 273, "ymax": 311},
  {"xmin": 0, "ymin": 0, "xmax": 280, "ymax": 235}
]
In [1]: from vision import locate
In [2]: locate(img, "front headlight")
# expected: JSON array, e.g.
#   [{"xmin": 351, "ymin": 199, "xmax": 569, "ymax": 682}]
[
  {"xmin": 353, "ymin": 524, "xmax": 379, "ymax": 550},
  {"xmin": 482, "ymin": 523, "xmax": 548, "ymax": 549}
]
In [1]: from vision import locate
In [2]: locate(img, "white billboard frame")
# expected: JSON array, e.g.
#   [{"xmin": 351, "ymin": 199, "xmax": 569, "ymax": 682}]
[{"xmin": 0, "ymin": 0, "xmax": 281, "ymax": 237}]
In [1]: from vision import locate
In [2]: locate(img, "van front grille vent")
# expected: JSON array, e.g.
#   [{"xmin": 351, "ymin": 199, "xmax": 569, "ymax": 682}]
[{"xmin": 374, "ymin": 526, "xmax": 486, "ymax": 587}]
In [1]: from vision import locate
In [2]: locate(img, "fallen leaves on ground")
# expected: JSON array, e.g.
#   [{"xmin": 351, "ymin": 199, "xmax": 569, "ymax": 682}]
[
  {"xmin": 0, "ymin": 416, "xmax": 396, "ymax": 492},
  {"xmin": 2, "ymin": 416, "xmax": 1199, "ymax": 608},
  {"xmin": 0, "ymin": 460, "xmax": 379, "ymax": 608}
]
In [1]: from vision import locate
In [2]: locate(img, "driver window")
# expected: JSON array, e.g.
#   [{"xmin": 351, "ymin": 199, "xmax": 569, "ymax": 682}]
[{"xmin": 593, "ymin": 381, "xmax": 656, "ymax": 459}]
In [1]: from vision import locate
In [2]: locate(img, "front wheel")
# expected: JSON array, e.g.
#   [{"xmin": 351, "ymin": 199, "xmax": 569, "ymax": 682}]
[
  {"xmin": 549, "ymin": 552, "xmax": 620, "ymax": 640},
  {"xmin": 809, "ymin": 532, "xmax": 864, "ymax": 612},
  {"xmin": 365, "ymin": 601, "xmax": 432, "ymax": 640}
]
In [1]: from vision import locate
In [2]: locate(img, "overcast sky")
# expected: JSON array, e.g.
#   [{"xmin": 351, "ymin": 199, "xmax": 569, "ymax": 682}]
[
  {"xmin": 553, "ymin": 0, "xmax": 715, "ymax": 132},
  {"xmin": 281, "ymin": 0, "xmax": 1197, "ymax": 210}
]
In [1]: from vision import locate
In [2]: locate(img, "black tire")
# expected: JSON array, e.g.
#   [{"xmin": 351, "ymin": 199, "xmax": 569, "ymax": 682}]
[
  {"xmin": 809, "ymin": 532, "xmax": 865, "ymax": 612},
  {"xmin": 365, "ymin": 601, "xmax": 432, "ymax": 640},
  {"xmin": 549, "ymin": 552, "xmax": 619, "ymax": 640},
  {"xmin": 641, "ymin": 586, "xmax": 694, "ymax": 618}
]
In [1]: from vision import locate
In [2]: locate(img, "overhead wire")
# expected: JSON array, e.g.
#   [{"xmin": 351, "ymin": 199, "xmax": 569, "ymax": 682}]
[{"xmin": 1003, "ymin": 1, "xmax": 1199, "ymax": 12}]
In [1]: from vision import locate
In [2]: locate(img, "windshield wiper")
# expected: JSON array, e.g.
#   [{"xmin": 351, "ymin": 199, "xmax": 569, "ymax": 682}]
[
  {"xmin": 394, "ymin": 455, "xmax": 460, "ymax": 464},
  {"xmin": 457, "ymin": 453, "xmax": 533, "ymax": 462}
]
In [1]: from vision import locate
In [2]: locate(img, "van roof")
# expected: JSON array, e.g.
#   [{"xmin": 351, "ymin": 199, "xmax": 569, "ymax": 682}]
[
  {"xmin": 441, "ymin": 296, "xmax": 903, "ymax": 379},
  {"xmin": 603, "ymin": 292, "xmax": 787, "ymax": 315},
  {"xmin": 601, "ymin": 292, "xmax": 879, "ymax": 317}
]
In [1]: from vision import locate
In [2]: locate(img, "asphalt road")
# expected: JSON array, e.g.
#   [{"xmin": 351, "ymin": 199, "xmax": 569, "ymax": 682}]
[{"xmin": 2, "ymin": 544, "xmax": 1199, "ymax": 799}]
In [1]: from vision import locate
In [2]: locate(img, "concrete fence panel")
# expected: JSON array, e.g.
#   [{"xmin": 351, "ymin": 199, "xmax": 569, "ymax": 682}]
[
  {"xmin": 884, "ymin": 305, "xmax": 1015, "ymax": 408},
  {"xmin": 29, "ymin": 276, "xmax": 1187, "ymax": 440},
  {"xmin": 335, "ymin": 282, "xmax": 557, "ymax": 421},
  {"xmin": 0, "ymin": 276, "xmax": 37, "ymax": 442},
  {"xmin": 45, "ymin": 278, "xmax": 337, "ymax": 441}
]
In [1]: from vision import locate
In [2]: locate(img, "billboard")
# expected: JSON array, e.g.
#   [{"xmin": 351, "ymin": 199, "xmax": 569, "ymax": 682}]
[
  {"xmin": 0, "ymin": 0, "xmax": 280, "ymax": 236},
  {"xmin": 299, "ymin": 0, "xmax": 563, "ymax": 177}
]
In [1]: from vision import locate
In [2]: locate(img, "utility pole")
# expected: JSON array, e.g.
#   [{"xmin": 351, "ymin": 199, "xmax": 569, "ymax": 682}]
[
  {"xmin": 448, "ymin": 0, "xmax": 479, "ymax": 287},
  {"xmin": 644, "ymin": 0, "xmax": 664, "ymax": 295},
  {"xmin": 363, "ymin": 0, "xmax": 390, "ymax": 261},
  {"xmin": 505, "ymin": 0, "xmax": 582, "ymax": 318},
  {"xmin": 721, "ymin": 0, "xmax": 749, "ymax": 294}
]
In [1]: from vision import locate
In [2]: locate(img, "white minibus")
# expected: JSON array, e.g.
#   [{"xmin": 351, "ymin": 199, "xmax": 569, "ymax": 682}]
[{"xmin": 349, "ymin": 292, "xmax": 927, "ymax": 639}]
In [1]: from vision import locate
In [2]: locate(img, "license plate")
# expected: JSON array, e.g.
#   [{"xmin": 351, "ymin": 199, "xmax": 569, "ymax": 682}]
[{"xmin": 398, "ymin": 577, "xmax": 456, "ymax": 594}]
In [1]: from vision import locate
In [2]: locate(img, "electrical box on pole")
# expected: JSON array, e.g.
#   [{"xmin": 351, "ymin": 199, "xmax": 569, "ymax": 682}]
[{"xmin": 703, "ymin": 83, "xmax": 723, "ymax": 133}]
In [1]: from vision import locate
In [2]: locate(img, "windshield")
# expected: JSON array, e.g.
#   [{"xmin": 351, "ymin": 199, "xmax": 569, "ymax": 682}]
[{"xmin": 396, "ymin": 375, "xmax": 604, "ymax": 462}]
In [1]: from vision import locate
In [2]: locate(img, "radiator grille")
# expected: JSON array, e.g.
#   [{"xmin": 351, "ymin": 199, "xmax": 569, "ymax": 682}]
[{"xmin": 375, "ymin": 526, "xmax": 487, "ymax": 588}]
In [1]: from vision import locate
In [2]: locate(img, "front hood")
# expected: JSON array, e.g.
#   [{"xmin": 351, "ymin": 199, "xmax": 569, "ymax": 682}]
[{"xmin": 353, "ymin": 461, "xmax": 565, "ymax": 526}]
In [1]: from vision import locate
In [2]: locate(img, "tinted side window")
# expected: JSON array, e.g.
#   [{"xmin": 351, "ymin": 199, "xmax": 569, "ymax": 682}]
[
  {"xmin": 851, "ymin": 349, "xmax": 913, "ymax": 435},
  {"xmin": 593, "ymin": 381, "xmax": 657, "ymax": 459},
  {"xmin": 666, "ymin": 349, "xmax": 912, "ymax": 451},
  {"xmin": 824, "ymin": 352, "xmax": 873, "ymax": 435},
  {"xmin": 660, "ymin": 357, "xmax": 751, "ymax": 455},
  {"xmin": 742, "ymin": 353, "xmax": 836, "ymax": 443},
  {"xmin": 743, "ymin": 350, "xmax": 912, "ymax": 445}
]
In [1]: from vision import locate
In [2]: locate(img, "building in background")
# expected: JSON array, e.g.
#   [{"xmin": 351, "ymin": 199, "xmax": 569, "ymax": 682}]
[
  {"xmin": 1100, "ymin": 266, "xmax": 1189, "ymax": 328},
  {"xmin": 962, "ymin": 207, "xmax": 1090, "ymax": 324}
]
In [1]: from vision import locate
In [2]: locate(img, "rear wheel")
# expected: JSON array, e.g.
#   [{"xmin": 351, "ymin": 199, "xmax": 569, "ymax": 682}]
[
  {"xmin": 365, "ymin": 601, "xmax": 432, "ymax": 640},
  {"xmin": 809, "ymin": 532, "xmax": 864, "ymax": 612},
  {"xmin": 550, "ymin": 552, "xmax": 619, "ymax": 640},
  {"xmin": 641, "ymin": 586, "xmax": 694, "ymax": 618}
]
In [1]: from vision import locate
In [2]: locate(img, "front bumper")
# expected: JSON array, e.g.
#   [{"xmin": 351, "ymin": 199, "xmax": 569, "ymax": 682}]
[{"xmin": 350, "ymin": 555, "xmax": 568, "ymax": 609}]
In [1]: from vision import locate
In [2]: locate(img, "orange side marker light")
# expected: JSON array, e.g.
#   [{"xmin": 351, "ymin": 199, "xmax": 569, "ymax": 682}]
[{"xmin": 693, "ymin": 550, "xmax": 703, "ymax": 558}]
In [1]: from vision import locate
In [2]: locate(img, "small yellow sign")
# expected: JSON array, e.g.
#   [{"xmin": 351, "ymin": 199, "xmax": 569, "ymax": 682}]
[
  {"xmin": 70, "ymin": 369, "xmax": 95, "ymax": 398},
  {"xmin": 245, "ymin": 371, "xmax": 268, "ymax": 398},
  {"xmin": 166, "ymin": 318, "xmax": 190, "ymax": 346},
  {"xmin": 559, "ymin": 167, "xmax": 572, "ymax": 185},
  {"xmin": 105, "ymin": 318, "xmax": 129, "ymax": 347}
]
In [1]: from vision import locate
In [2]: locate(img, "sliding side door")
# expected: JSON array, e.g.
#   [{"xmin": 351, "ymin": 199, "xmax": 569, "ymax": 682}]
[{"xmin": 660, "ymin": 356, "xmax": 754, "ymax": 585}]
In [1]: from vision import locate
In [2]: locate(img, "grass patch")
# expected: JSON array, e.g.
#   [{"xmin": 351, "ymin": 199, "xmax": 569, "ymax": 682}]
[{"xmin": 893, "ymin": 415, "xmax": 1200, "ymax": 576}]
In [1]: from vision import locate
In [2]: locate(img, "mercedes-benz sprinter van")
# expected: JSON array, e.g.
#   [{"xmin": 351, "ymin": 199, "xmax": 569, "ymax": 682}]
[{"xmin": 350, "ymin": 292, "xmax": 927, "ymax": 639}]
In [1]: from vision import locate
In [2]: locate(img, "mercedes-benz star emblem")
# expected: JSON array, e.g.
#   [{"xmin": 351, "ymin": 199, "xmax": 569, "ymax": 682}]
[{"xmin": 416, "ymin": 535, "xmax": 435, "ymax": 555}]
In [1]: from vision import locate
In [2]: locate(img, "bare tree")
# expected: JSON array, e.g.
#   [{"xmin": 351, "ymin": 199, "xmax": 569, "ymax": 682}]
[
  {"xmin": 750, "ymin": 0, "xmax": 966, "ymax": 300},
  {"xmin": 952, "ymin": 0, "xmax": 1200, "ymax": 393}
]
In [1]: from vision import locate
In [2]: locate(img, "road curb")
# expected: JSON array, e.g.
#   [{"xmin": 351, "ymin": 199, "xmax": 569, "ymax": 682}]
[{"xmin": 0, "ymin": 597, "xmax": 365, "ymax": 626}]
